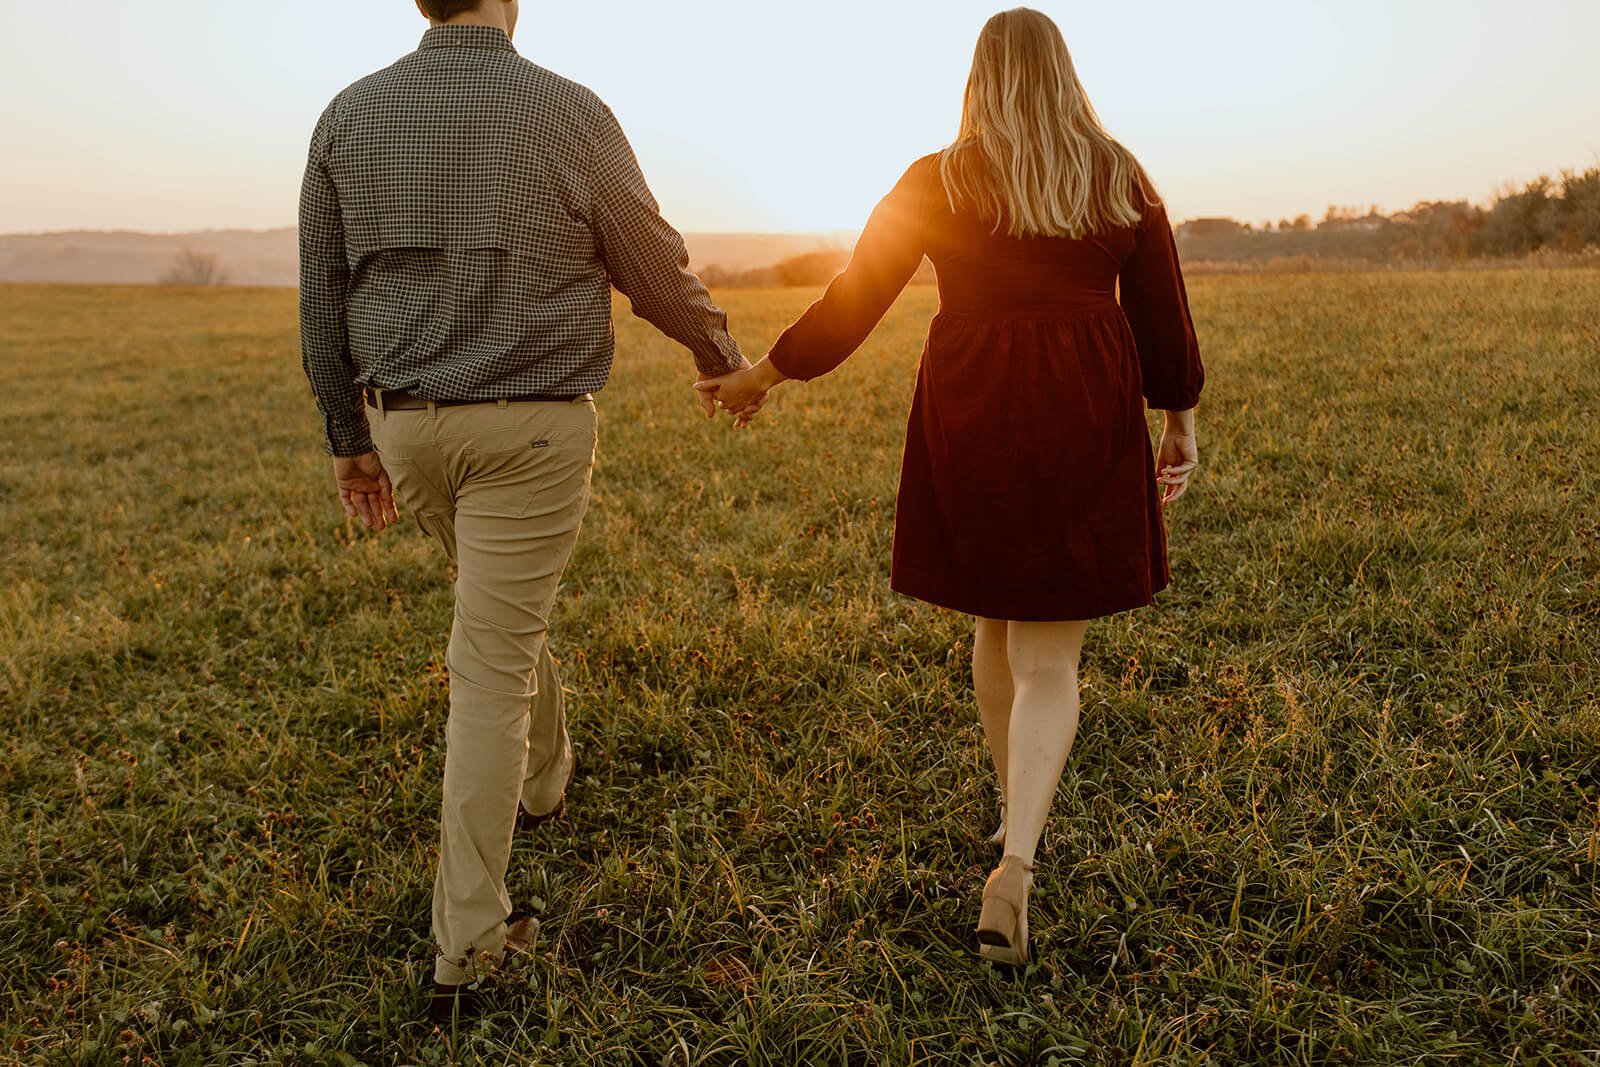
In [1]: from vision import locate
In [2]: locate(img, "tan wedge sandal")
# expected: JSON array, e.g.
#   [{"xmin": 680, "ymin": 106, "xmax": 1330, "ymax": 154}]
[{"xmin": 976, "ymin": 854, "xmax": 1036, "ymax": 966}]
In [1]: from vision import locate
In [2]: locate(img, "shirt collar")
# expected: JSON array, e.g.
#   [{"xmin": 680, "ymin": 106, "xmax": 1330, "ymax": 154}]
[{"xmin": 419, "ymin": 25, "xmax": 517, "ymax": 53}]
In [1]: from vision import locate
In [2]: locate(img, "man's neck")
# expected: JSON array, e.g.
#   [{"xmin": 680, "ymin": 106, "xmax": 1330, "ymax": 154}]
[{"xmin": 430, "ymin": 10, "xmax": 510, "ymax": 34}]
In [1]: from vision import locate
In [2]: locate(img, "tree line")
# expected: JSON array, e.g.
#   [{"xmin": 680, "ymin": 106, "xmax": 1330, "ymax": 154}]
[{"xmin": 1176, "ymin": 167, "xmax": 1600, "ymax": 266}]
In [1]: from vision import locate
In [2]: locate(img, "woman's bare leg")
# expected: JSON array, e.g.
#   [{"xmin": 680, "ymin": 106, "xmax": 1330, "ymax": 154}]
[
  {"xmin": 1001, "ymin": 619, "xmax": 1090, "ymax": 867},
  {"xmin": 972, "ymin": 617, "xmax": 1013, "ymax": 835}
]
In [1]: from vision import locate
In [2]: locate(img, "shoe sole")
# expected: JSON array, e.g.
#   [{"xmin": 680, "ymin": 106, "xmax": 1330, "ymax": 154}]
[
  {"xmin": 516, "ymin": 795, "xmax": 565, "ymax": 830},
  {"xmin": 977, "ymin": 939, "xmax": 1028, "ymax": 967}
]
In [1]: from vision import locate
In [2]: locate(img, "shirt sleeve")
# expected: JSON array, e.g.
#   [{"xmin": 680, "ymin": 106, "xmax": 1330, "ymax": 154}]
[
  {"xmin": 297, "ymin": 99, "xmax": 373, "ymax": 458},
  {"xmin": 1118, "ymin": 189, "xmax": 1205, "ymax": 411},
  {"xmin": 766, "ymin": 161, "xmax": 930, "ymax": 383},
  {"xmin": 586, "ymin": 103, "xmax": 744, "ymax": 377}
]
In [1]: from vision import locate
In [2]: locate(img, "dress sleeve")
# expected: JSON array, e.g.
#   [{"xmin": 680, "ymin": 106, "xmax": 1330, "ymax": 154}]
[
  {"xmin": 1119, "ymin": 192, "xmax": 1205, "ymax": 411},
  {"xmin": 766, "ymin": 160, "xmax": 931, "ymax": 382}
]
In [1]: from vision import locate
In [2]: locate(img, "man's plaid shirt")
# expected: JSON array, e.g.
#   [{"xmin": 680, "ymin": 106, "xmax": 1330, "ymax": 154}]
[{"xmin": 298, "ymin": 25, "xmax": 744, "ymax": 456}]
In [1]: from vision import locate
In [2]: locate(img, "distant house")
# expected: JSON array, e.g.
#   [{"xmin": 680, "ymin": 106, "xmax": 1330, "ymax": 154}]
[{"xmin": 1176, "ymin": 217, "xmax": 1247, "ymax": 239}]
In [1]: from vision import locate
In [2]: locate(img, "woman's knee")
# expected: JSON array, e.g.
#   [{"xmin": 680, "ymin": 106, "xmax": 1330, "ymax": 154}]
[{"xmin": 1006, "ymin": 620, "xmax": 1087, "ymax": 685}]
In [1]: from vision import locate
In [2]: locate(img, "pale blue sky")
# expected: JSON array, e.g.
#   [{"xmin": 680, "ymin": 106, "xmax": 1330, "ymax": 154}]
[{"xmin": 3, "ymin": 0, "xmax": 1597, "ymax": 234}]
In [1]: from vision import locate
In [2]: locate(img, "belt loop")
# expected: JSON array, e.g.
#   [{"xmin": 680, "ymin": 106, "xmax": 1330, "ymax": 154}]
[
  {"xmin": 497, "ymin": 398, "xmax": 508, "ymax": 409},
  {"xmin": 426, "ymin": 399, "xmax": 437, "ymax": 416},
  {"xmin": 375, "ymin": 388, "xmax": 386, "ymax": 417}
]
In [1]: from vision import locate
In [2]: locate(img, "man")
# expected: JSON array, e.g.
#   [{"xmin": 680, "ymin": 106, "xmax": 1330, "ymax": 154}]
[{"xmin": 298, "ymin": 0, "xmax": 755, "ymax": 1025}]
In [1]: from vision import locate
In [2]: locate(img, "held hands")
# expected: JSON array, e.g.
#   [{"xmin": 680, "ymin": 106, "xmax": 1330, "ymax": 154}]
[
  {"xmin": 334, "ymin": 452, "xmax": 399, "ymax": 532},
  {"xmin": 695, "ymin": 357, "xmax": 786, "ymax": 429},
  {"xmin": 1156, "ymin": 409, "xmax": 1199, "ymax": 506}
]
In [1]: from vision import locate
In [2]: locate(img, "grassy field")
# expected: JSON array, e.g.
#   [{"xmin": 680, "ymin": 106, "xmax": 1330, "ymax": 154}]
[{"xmin": 2, "ymin": 272, "xmax": 1598, "ymax": 1065}]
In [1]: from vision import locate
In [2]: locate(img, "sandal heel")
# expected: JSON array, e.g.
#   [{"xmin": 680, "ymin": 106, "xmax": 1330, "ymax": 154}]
[{"xmin": 974, "ymin": 855, "xmax": 1035, "ymax": 966}]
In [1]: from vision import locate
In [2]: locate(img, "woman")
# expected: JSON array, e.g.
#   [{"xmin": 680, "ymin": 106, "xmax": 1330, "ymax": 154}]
[{"xmin": 698, "ymin": 8, "xmax": 1204, "ymax": 966}]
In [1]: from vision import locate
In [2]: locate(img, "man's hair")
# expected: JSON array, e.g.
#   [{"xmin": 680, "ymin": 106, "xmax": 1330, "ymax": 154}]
[{"xmin": 418, "ymin": 0, "xmax": 485, "ymax": 20}]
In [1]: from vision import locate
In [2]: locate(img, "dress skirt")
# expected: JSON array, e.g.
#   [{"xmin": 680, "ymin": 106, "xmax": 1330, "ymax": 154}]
[{"xmin": 887, "ymin": 306, "xmax": 1169, "ymax": 621}]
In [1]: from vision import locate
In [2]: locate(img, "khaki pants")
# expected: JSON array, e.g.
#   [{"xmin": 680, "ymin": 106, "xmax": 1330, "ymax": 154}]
[{"xmin": 368, "ymin": 395, "xmax": 597, "ymax": 985}]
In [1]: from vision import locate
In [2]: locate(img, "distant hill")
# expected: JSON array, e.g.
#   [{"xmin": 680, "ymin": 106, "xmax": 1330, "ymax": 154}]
[
  {"xmin": 0, "ymin": 230, "xmax": 299, "ymax": 287},
  {"xmin": 0, "ymin": 228, "xmax": 856, "ymax": 287}
]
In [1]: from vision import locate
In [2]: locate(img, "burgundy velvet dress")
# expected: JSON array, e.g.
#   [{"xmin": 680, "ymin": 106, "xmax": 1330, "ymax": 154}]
[{"xmin": 766, "ymin": 156, "xmax": 1205, "ymax": 621}]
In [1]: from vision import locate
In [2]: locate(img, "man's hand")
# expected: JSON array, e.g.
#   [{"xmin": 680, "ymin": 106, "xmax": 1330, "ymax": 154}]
[
  {"xmin": 695, "ymin": 356, "xmax": 758, "ymax": 420},
  {"xmin": 696, "ymin": 357, "xmax": 785, "ymax": 429},
  {"xmin": 334, "ymin": 452, "xmax": 400, "ymax": 531},
  {"xmin": 695, "ymin": 370, "xmax": 732, "ymax": 420}
]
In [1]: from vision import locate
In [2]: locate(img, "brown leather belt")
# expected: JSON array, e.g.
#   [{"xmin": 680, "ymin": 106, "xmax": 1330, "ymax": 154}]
[{"xmin": 364, "ymin": 387, "xmax": 588, "ymax": 411}]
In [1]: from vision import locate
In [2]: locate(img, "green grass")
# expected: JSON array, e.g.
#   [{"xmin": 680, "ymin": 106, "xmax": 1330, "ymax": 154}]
[{"xmin": 1, "ymin": 273, "xmax": 1597, "ymax": 1065}]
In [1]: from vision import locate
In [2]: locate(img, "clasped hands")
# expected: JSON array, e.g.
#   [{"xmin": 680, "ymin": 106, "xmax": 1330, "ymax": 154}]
[{"xmin": 695, "ymin": 357, "xmax": 787, "ymax": 429}]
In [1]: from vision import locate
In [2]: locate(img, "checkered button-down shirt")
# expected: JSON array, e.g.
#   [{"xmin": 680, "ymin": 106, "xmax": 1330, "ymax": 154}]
[{"xmin": 298, "ymin": 24, "xmax": 744, "ymax": 456}]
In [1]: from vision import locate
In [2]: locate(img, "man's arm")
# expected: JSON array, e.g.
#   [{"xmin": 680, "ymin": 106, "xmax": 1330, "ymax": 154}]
[
  {"xmin": 585, "ymin": 102, "xmax": 746, "ymax": 380},
  {"xmin": 298, "ymin": 99, "xmax": 373, "ymax": 459},
  {"xmin": 299, "ymin": 101, "xmax": 396, "ymax": 531}
]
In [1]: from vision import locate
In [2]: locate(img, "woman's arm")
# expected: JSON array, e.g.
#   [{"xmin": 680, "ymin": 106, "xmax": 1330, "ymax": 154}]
[
  {"xmin": 1119, "ymin": 194, "xmax": 1205, "ymax": 413},
  {"xmin": 697, "ymin": 158, "xmax": 933, "ymax": 419},
  {"xmin": 1120, "ymin": 189, "xmax": 1205, "ymax": 503},
  {"xmin": 764, "ymin": 158, "xmax": 932, "ymax": 383}
]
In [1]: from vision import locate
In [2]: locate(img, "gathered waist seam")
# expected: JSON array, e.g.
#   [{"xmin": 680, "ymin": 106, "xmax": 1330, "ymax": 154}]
[{"xmin": 935, "ymin": 303, "xmax": 1121, "ymax": 322}]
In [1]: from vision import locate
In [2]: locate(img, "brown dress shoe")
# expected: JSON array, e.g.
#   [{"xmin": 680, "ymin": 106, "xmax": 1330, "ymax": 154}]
[
  {"xmin": 516, "ymin": 759, "xmax": 575, "ymax": 831},
  {"xmin": 428, "ymin": 913, "xmax": 538, "ymax": 1026}
]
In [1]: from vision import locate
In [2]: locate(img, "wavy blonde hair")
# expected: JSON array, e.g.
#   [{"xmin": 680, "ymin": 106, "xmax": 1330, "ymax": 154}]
[{"xmin": 938, "ymin": 8, "xmax": 1150, "ymax": 238}]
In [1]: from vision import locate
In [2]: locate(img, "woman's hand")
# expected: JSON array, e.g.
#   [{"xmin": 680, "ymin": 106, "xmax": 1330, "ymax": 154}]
[
  {"xmin": 1156, "ymin": 408, "xmax": 1198, "ymax": 505},
  {"xmin": 695, "ymin": 358, "xmax": 788, "ymax": 428}
]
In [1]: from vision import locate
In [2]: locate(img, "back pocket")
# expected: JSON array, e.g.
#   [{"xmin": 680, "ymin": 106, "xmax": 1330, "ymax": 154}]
[{"xmin": 460, "ymin": 420, "xmax": 595, "ymax": 519}]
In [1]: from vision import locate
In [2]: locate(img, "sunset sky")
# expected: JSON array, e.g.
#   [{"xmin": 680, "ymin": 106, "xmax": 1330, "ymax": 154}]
[{"xmin": 3, "ymin": 0, "xmax": 1597, "ymax": 235}]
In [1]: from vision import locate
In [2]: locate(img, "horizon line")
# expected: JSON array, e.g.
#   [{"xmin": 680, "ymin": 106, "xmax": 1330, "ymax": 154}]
[
  {"xmin": 5, "ymin": 160, "xmax": 1596, "ymax": 242},
  {"xmin": 0, "ymin": 225, "xmax": 863, "ymax": 239}
]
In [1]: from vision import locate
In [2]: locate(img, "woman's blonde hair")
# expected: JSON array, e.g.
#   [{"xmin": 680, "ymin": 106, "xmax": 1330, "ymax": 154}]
[{"xmin": 938, "ymin": 8, "xmax": 1150, "ymax": 238}]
